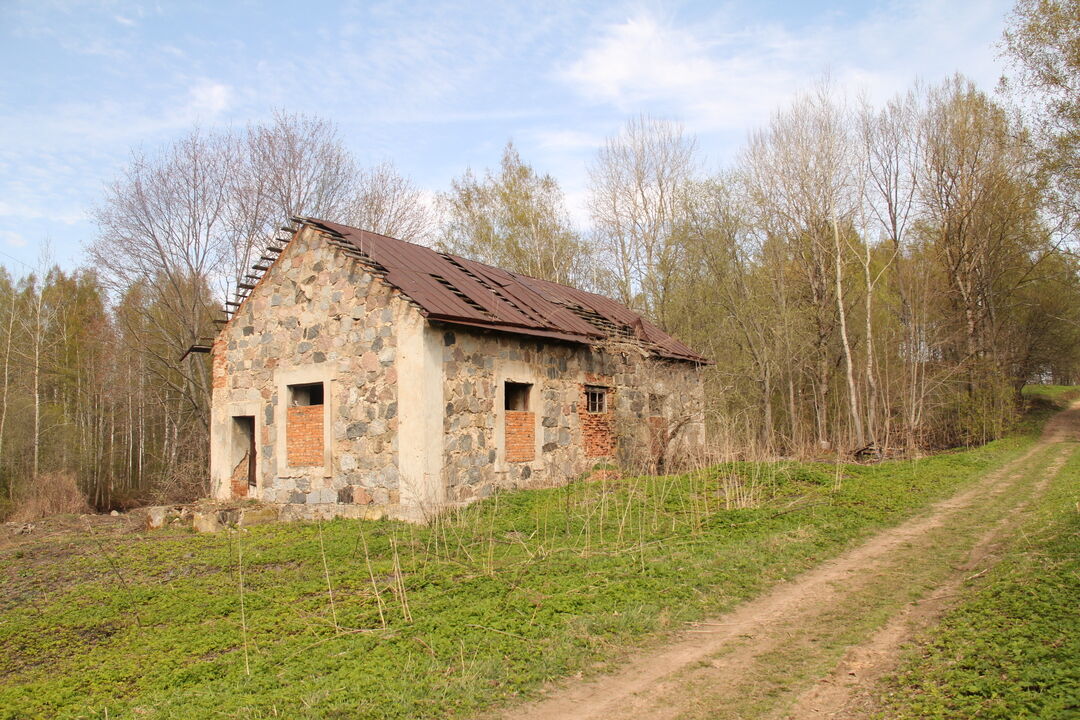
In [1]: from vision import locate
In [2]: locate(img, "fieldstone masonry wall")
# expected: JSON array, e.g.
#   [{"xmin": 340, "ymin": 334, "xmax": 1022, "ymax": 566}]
[
  {"xmin": 439, "ymin": 330, "xmax": 705, "ymax": 503},
  {"xmin": 211, "ymin": 226, "xmax": 406, "ymax": 517}
]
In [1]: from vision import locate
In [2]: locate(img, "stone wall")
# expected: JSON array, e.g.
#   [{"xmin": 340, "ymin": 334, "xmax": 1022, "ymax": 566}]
[
  {"xmin": 210, "ymin": 226, "xmax": 408, "ymax": 513},
  {"xmin": 439, "ymin": 329, "xmax": 705, "ymax": 503}
]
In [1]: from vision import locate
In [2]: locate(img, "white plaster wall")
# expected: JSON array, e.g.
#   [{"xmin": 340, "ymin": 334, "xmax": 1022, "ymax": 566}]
[{"xmin": 394, "ymin": 302, "xmax": 446, "ymax": 517}]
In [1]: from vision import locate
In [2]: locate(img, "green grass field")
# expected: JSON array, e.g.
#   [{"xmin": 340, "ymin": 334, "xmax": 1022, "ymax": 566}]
[
  {"xmin": 0, "ymin": 395, "xmax": 1069, "ymax": 719},
  {"xmin": 879, "ymin": 443, "xmax": 1080, "ymax": 719}
]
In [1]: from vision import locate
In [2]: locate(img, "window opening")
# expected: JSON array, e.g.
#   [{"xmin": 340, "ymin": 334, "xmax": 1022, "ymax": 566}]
[
  {"xmin": 289, "ymin": 382, "xmax": 324, "ymax": 406},
  {"xmin": 505, "ymin": 381, "xmax": 532, "ymax": 411},
  {"xmin": 586, "ymin": 386, "xmax": 608, "ymax": 414}
]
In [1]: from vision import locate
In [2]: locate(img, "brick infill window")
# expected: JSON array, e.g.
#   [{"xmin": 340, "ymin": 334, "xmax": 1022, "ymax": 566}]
[
  {"xmin": 505, "ymin": 410, "xmax": 535, "ymax": 462},
  {"xmin": 579, "ymin": 383, "xmax": 615, "ymax": 457}
]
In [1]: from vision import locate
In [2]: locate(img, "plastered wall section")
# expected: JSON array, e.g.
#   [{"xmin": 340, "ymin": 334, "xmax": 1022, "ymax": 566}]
[
  {"xmin": 439, "ymin": 328, "xmax": 706, "ymax": 503},
  {"xmin": 209, "ymin": 226, "xmax": 438, "ymax": 514}
]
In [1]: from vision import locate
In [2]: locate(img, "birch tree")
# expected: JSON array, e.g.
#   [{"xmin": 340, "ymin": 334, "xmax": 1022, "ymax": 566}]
[{"xmin": 588, "ymin": 116, "xmax": 697, "ymax": 326}]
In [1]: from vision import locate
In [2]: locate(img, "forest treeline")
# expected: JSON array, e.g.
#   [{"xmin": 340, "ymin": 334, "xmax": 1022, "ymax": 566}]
[{"xmin": 1, "ymin": 0, "xmax": 1076, "ymax": 515}]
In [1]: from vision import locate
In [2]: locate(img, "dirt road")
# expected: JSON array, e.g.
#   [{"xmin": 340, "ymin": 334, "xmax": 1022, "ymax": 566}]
[{"xmin": 489, "ymin": 407, "xmax": 1080, "ymax": 720}]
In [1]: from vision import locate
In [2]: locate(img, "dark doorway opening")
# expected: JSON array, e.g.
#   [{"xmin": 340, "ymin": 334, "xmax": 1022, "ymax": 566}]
[{"xmin": 231, "ymin": 416, "xmax": 256, "ymax": 497}]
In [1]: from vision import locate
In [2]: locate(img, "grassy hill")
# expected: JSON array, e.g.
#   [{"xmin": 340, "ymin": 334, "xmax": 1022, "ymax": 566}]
[{"xmin": 0, "ymin": 398, "xmax": 1068, "ymax": 719}]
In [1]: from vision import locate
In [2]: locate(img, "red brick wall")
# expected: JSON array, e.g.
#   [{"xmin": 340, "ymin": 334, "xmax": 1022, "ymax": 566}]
[
  {"xmin": 212, "ymin": 337, "xmax": 227, "ymax": 390},
  {"xmin": 287, "ymin": 405, "xmax": 324, "ymax": 466},
  {"xmin": 505, "ymin": 410, "xmax": 535, "ymax": 462},
  {"xmin": 579, "ymin": 383, "xmax": 615, "ymax": 457},
  {"xmin": 648, "ymin": 415, "xmax": 666, "ymax": 456},
  {"xmin": 230, "ymin": 453, "xmax": 250, "ymax": 498}
]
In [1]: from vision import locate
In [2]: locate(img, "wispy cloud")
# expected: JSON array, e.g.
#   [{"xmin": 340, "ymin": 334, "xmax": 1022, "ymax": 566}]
[
  {"xmin": 561, "ymin": 1, "xmax": 1011, "ymax": 136},
  {"xmin": 0, "ymin": 230, "xmax": 28, "ymax": 248},
  {"xmin": 186, "ymin": 80, "xmax": 232, "ymax": 119},
  {"xmin": 0, "ymin": 0, "xmax": 1014, "ymax": 272}
]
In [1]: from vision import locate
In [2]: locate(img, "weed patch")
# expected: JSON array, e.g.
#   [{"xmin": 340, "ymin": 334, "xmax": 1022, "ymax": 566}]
[
  {"xmin": 0, "ymin": 433, "xmax": 1041, "ymax": 719},
  {"xmin": 877, "ymin": 447, "xmax": 1080, "ymax": 720}
]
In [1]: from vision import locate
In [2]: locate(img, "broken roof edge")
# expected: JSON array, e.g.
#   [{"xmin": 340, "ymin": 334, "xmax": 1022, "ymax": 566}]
[{"xmin": 293, "ymin": 216, "xmax": 711, "ymax": 365}]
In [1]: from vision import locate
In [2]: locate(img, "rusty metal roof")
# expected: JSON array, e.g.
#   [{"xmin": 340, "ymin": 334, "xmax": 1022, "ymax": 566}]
[{"xmin": 298, "ymin": 218, "xmax": 708, "ymax": 364}]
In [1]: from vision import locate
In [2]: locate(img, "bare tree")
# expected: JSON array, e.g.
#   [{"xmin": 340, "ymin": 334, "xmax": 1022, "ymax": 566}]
[
  {"xmin": 229, "ymin": 111, "xmax": 357, "ymax": 289},
  {"xmin": 345, "ymin": 161, "xmax": 435, "ymax": 244},
  {"xmin": 739, "ymin": 82, "xmax": 860, "ymax": 449},
  {"xmin": 90, "ymin": 129, "xmax": 232, "ymax": 424},
  {"xmin": 588, "ymin": 115, "xmax": 698, "ymax": 326}
]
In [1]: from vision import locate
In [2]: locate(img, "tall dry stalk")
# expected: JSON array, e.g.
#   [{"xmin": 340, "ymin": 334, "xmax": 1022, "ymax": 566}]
[
  {"xmin": 236, "ymin": 529, "xmax": 251, "ymax": 676},
  {"xmin": 357, "ymin": 522, "xmax": 387, "ymax": 629},
  {"xmin": 316, "ymin": 521, "xmax": 340, "ymax": 634}
]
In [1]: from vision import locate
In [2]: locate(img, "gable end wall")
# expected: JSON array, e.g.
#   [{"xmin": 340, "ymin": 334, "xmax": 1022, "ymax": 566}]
[{"xmin": 210, "ymin": 227, "xmax": 431, "ymax": 518}]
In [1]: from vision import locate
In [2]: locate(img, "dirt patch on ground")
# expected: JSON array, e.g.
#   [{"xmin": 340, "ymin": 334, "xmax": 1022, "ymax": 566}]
[
  {"xmin": 486, "ymin": 407, "xmax": 1080, "ymax": 720},
  {"xmin": 781, "ymin": 443, "xmax": 1073, "ymax": 719}
]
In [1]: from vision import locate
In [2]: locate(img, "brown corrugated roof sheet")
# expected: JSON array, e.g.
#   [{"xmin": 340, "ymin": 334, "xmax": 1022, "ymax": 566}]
[{"xmin": 299, "ymin": 218, "xmax": 708, "ymax": 364}]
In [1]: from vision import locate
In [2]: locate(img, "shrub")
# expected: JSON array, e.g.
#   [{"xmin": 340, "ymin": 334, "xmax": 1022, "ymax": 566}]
[{"xmin": 9, "ymin": 471, "xmax": 90, "ymax": 521}]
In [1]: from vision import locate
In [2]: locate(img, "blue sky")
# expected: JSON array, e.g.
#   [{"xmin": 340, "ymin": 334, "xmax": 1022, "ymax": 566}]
[{"xmin": 0, "ymin": 0, "xmax": 1014, "ymax": 273}]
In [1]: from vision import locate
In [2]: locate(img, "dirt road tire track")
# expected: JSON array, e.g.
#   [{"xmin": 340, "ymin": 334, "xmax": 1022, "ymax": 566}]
[{"xmin": 488, "ymin": 406, "xmax": 1080, "ymax": 720}]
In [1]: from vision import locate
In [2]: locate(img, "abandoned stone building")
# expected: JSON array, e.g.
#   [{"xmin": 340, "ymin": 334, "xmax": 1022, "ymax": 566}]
[{"xmin": 209, "ymin": 218, "xmax": 708, "ymax": 520}]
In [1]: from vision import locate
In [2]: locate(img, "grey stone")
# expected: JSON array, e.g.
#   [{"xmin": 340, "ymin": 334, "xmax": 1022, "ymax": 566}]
[
  {"xmin": 346, "ymin": 422, "xmax": 368, "ymax": 439},
  {"xmin": 193, "ymin": 512, "xmax": 222, "ymax": 533},
  {"xmin": 145, "ymin": 506, "xmax": 168, "ymax": 530},
  {"xmin": 380, "ymin": 465, "xmax": 399, "ymax": 487},
  {"xmin": 289, "ymin": 491, "xmax": 306, "ymax": 504},
  {"xmin": 239, "ymin": 506, "xmax": 279, "ymax": 526}
]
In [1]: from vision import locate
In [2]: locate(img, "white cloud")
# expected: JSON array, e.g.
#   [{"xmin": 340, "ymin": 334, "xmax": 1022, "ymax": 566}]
[
  {"xmin": 0, "ymin": 199, "xmax": 84, "ymax": 224},
  {"xmin": 113, "ymin": 14, "xmax": 136, "ymax": 27},
  {"xmin": 564, "ymin": 15, "xmax": 718, "ymax": 107},
  {"xmin": 0, "ymin": 230, "xmax": 28, "ymax": 248},
  {"xmin": 561, "ymin": 1, "xmax": 1012, "ymax": 141},
  {"xmin": 186, "ymin": 80, "xmax": 232, "ymax": 119},
  {"xmin": 533, "ymin": 129, "xmax": 605, "ymax": 152}
]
